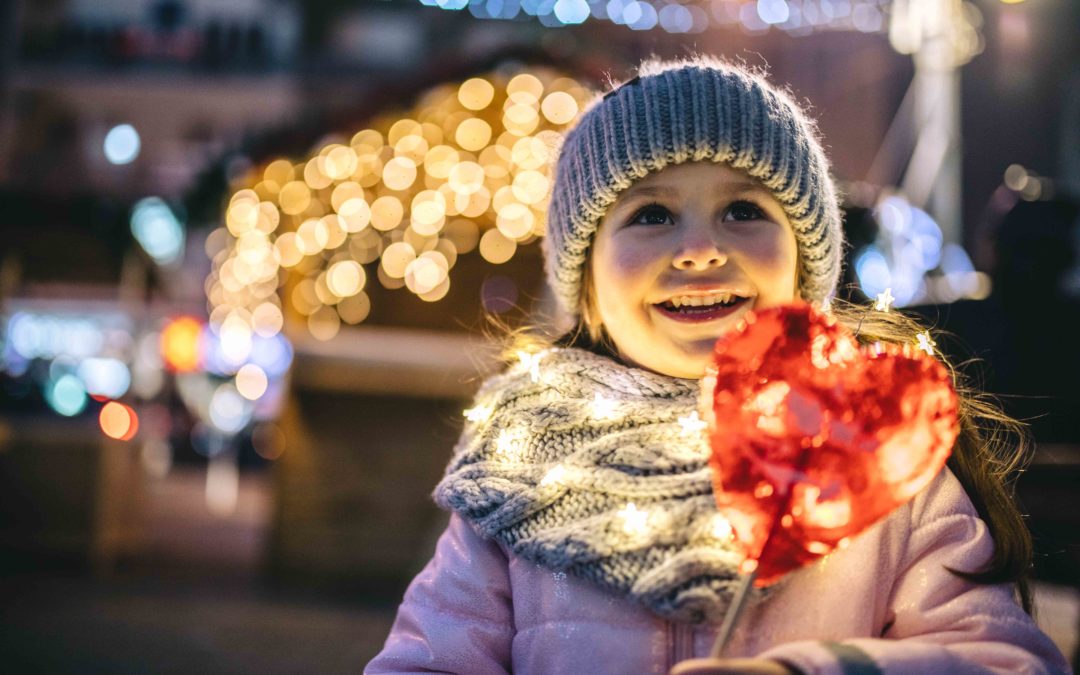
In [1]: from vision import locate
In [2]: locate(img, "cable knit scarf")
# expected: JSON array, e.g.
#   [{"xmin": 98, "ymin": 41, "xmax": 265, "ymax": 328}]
[{"xmin": 434, "ymin": 346, "xmax": 763, "ymax": 624}]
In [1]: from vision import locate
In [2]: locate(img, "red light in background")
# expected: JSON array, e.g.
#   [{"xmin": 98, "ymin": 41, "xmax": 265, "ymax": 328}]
[{"xmin": 100, "ymin": 402, "xmax": 139, "ymax": 441}]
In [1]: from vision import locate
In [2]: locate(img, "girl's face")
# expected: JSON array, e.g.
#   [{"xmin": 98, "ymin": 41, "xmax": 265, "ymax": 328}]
[{"xmin": 590, "ymin": 161, "xmax": 800, "ymax": 379}]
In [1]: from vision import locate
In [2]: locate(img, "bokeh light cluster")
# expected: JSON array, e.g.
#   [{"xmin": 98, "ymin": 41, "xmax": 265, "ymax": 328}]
[
  {"xmin": 854, "ymin": 193, "xmax": 989, "ymax": 306},
  {"xmin": 208, "ymin": 66, "xmax": 590, "ymax": 341},
  {"xmin": 423, "ymin": 0, "xmax": 891, "ymax": 35}
]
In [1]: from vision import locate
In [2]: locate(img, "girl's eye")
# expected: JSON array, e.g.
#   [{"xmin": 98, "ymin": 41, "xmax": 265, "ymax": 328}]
[
  {"xmin": 628, "ymin": 204, "xmax": 674, "ymax": 227},
  {"xmin": 724, "ymin": 200, "xmax": 767, "ymax": 222}
]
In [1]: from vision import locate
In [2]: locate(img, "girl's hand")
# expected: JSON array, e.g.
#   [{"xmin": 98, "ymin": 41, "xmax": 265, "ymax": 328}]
[{"xmin": 669, "ymin": 657, "xmax": 801, "ymax": 675}]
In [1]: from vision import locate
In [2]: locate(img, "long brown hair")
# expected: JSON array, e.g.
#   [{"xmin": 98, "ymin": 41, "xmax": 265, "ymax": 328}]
[{"xmin": 491, "ymin": 272, "xmax": 1035, "ymax": 613}]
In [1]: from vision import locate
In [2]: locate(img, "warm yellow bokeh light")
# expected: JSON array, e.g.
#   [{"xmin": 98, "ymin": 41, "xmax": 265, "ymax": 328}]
[
  {"xmin": 279, "ymin": 181, "xmax": 312, "ymax": 215},
  {"xmin": 327, "ymin": 260, "xmax": 366, "ymax": 297},
  {"xmin": 419, "ymin": 278, "xmax": 450, "ymax": 302},
  {"xmin": 383, "ymin": 156, "xmax": 418, "ymax": 191},
  {"xmin": 337, "ymin": 291, "xmax": 371, "ymax": 324},
  {"xmin": 511, "ymin": 170, "xmax": 550, "ymax": 204},
  {"xmin": 458, "ymin": 78, "xmax": 495, "ymax": 111},
  {"xmin": 338, "ymin": 197, "xmax": 372, "ymax": 232},
  {"xmin": 321, "ymin": 215, "xmax": 349, "ymax": 249},
  {"xmin": 226, "ymin": 201, "xmax": 259, "ymax": 236},
  {"xmin": 331, "ymin": 182, "xmax": 365, "ymax": 211},
  {"xmin": 388, "ymin": 119, "xmax": 423, "ymax": 146},
  {"xmin": 296, "ymin": 218, "xmax": 329, "ymax": 255},
  {"xmin": 212, "ymin": 67, "xmax": 587, "ymax": 341},
  {"xmin": 324, "ymin": 145, "xmax": 358, "ymax": 180},
  {"xmin": 503, "ymin": 104, "xmax": 540, "ymax": 136},
  {"xmin": 511, "ymin": 135, "xmax": 551, "ymax": 170},
  {"xmin": 541, "ymin": 91, "xmax": 579, "ymax": 125},
  {"xmin": 394, "ymin": 134, "xmax": 429, "ymax": 165},
  {"xmin": 479, "ymin": 228, "xmax": 516, "ymax": 264},
  {"xmin": 291, "ymin": 279, "xmax": 320, "ymax": 316},
  {"xmin": 264, "ymin": 159, "xmax": 295, "ymax": 185},
  {"xmin": 230, "ymin": 189, "xmax": 259, "ymax": 206},
  {"xmin": 161, "ymin": 316, "xmax": 203, "ymax": 373},
  {"xmin": 381, "ymin": 241, "xmax": 417, "ymax": 278},
  {"xmin": 304, "ymin": 157, "xmax": 333, "ymax": 190},
  {"xmin": 351, "ymin": 129, "xmax": 384, "ymax": 152},
  {"xmin": 507, "ymin": 73, "xmax": 544, "ymax": 101},
  {"xmin": 455, "ymin": 118, "xmax": 493, "ymax": 151},
  {"xmin": 444, "ymin": 218, "xmax": 480, "ymax": 254},
  {"xmin": 424, "ymin": 145, "xmax": 461, "ymax": 179},
  {"xmin": 308, "ymin": 306, "xmax": 341, "ymax": 341},
  {"xmin": 405, "ymin": 255, "xmax": 447, "ymax": 295},
  {"xmin": 496, "ymin": 202, "xmax": 534, "ymax": 240},
  {"xmin": 410, "ymin": 190, "xmax": 447, "ymax": 235},
  {"xmin": 273, "ymin": 232, "xmax": 303, "ymax": 267},
  {"xmin": 458, "ymin": 186, "xmax": 491, "ymax": 219},
  {"xmin": 377, "ymin": 263, "xmax": 406, "ymax": 289},
  {"xmin": 314, "ymin": 271, "xmax": 340, "ymax": 305},
  {"xmin": 370, "ymin": 195, "xmax": 405, "ymax": 231},
  {"xmin": 435, "ymin": 238, "xmax": 458, "ymax": 268},
  {"xmin": 252, "ymin": 302, "xmax": 284, "ymax": 337},
  {"xmin": 256, "ymin": 201, "xmax": 280, "ymax": 234},
  {"xmin": 448, "ymin": 161, "xmax": 485, "ymax": 195}
]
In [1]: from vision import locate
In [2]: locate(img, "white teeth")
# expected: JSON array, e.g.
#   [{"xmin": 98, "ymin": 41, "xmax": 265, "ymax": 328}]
[{"xmin": 668, "ymin": 293, "xmax": 736, "ymax": 308}]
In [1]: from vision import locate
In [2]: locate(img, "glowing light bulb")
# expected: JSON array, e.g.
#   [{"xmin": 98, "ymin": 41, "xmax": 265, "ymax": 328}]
[
  {"xmin": 464, "ymin": 404, "xmax": 493, "ymax": 423},
  {"xmin": 495, "ymin": 426, "xmax": 527, "ymax": 461},
  {"xmin": 709, "ymin": 513, "xmax": 733, "ymax": 540},
  {"xmin": 916, "ymin": 331, "xmax": 936, "ymax": 356},
  {"xmin": 540, "ymin": 464, "xmax": 567, "ymax": 487},
  {"xmin": 591, "ymin": 393, "xmax": 619, "ymax": 421},
  {"xmin": 678, "ymin": 411, "xmax": 707, "ymax": 435},
  {"xmin": 874, "ymin": 288, "xmax": 895, "ymax": 312},
  {"xmin": 516, "ymin": 350, "xmax": 542, "ymax": 383},
  {"xmin": 617, "ymin": 502, "xmax": 649, "ymax": 537},
  {"xmin": 104, "ymin": 124, "xmax": 141, "ymax": 165}
]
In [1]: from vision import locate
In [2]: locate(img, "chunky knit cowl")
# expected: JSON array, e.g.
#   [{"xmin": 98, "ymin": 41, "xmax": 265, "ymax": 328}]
[{"xmin": 434, "ymin": 346, "xmax": 763, "ymax": 624}]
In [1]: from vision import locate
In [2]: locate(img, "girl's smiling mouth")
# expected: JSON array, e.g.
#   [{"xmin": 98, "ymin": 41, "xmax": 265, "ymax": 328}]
[{"xmin": 652, "ymin": 293, "xmax": 752, "ymax": 323}]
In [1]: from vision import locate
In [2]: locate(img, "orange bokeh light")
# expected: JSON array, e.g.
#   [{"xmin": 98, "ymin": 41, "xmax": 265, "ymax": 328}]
[
  {"xmin": 160, "ymin": 316, "xmax": 203, "ymax": 372},
  {"xmin": 100, "ymin": 402, "xmax": 139, "ymax": 441}
]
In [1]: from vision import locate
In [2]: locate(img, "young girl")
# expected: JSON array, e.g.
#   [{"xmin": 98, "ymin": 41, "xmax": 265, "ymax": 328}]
[{"xmin": 366, "ymin": 56, "xmax": 1069, "ymax": 674}]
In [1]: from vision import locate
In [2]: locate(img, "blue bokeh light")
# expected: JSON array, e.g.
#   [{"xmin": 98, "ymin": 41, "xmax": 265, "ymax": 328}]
[{"xmin": 103, "ymin": 124, "xmax": 141, "ymax": 165}]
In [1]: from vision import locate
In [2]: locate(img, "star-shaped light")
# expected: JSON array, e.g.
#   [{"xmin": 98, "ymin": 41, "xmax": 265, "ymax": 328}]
[
  {"xmin": 463, "ymin": 404, "xmax": 493, "ymax": 423},
  {"xmin": 916, "ymin": 331, "xmax": 936, "ymax": 355},
  {"xmin": 495, "ymin": 426, "xmax": 526, "ymax": 461},
  {"xmin": 678, "ymin": 411, "xmax": 708, "ymax": 435},
  {"xmin": 709, "ymin": 513, "xmax": 733, "ymax": 541},
  {"xmin": 591, "ymin": 393, "xmax": 619, "ymax": 421},
  {"xmin": 516, "ymin": 350, "xmax": 542, "ymax": 383},
  {"xmin": 540, "ymin": 464, "xmax": 567, "ymax": 487},
  {"xmin": 616, "ymin": 502, "xmax": 649, "ymax": 537},
  {"xmin": 874, "ymin": 288, "xmax": 895, "ymax": 312}
]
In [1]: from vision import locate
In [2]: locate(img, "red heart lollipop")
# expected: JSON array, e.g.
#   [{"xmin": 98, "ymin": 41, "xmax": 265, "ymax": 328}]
[{"xmin": 702, "ymin": 301, "xmax": 958, "ymax": 586}]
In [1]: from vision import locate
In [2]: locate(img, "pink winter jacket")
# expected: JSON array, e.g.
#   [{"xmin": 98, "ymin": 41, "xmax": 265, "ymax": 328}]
[{"xmin": 366, "ymin": 468, "xmax": 1070, "ymax": 674}]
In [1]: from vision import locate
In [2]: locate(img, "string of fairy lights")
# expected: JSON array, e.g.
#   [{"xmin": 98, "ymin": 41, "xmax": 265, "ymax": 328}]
[
  {"xmin": 205, "ymin": 67, "xmax": 591, "ymax": 344},
  {"xmin": 459, "ymin": 287, "xmax": 934, "ymax": 543},
  {"xmin": 420, "ymin": 0, "xmax": 893, "ymax": 35}
]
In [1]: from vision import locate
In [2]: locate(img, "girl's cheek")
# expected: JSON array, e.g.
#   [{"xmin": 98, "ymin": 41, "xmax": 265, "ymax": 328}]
[
  {"xmin": 608, "ymin": 235, "xmax": 663, "ymax": 277},
  {"xmin": 596, "ymin": 249, "xmax": 652, "ymax": 289},
  {"xmin": 745, "ymin": 232, "xmax": 799, "ymax": 274}
]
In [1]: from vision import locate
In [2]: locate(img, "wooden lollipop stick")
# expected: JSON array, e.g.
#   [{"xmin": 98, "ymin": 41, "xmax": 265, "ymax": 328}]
[{"xmin": 709, "ymin": 567, "xmax": 758, "ymax": 657}]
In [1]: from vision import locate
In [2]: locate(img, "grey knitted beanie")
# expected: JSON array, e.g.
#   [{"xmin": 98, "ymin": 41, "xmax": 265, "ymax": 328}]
[{"xmin": 543, "ymin": 55, "xmax": 845, "ymax": 318}]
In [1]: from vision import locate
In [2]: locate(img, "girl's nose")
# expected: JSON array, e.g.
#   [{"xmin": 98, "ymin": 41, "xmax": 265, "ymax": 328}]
[{"xmin": 672, "ymin": 222, "xmax": 728, "ymax": 271}]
